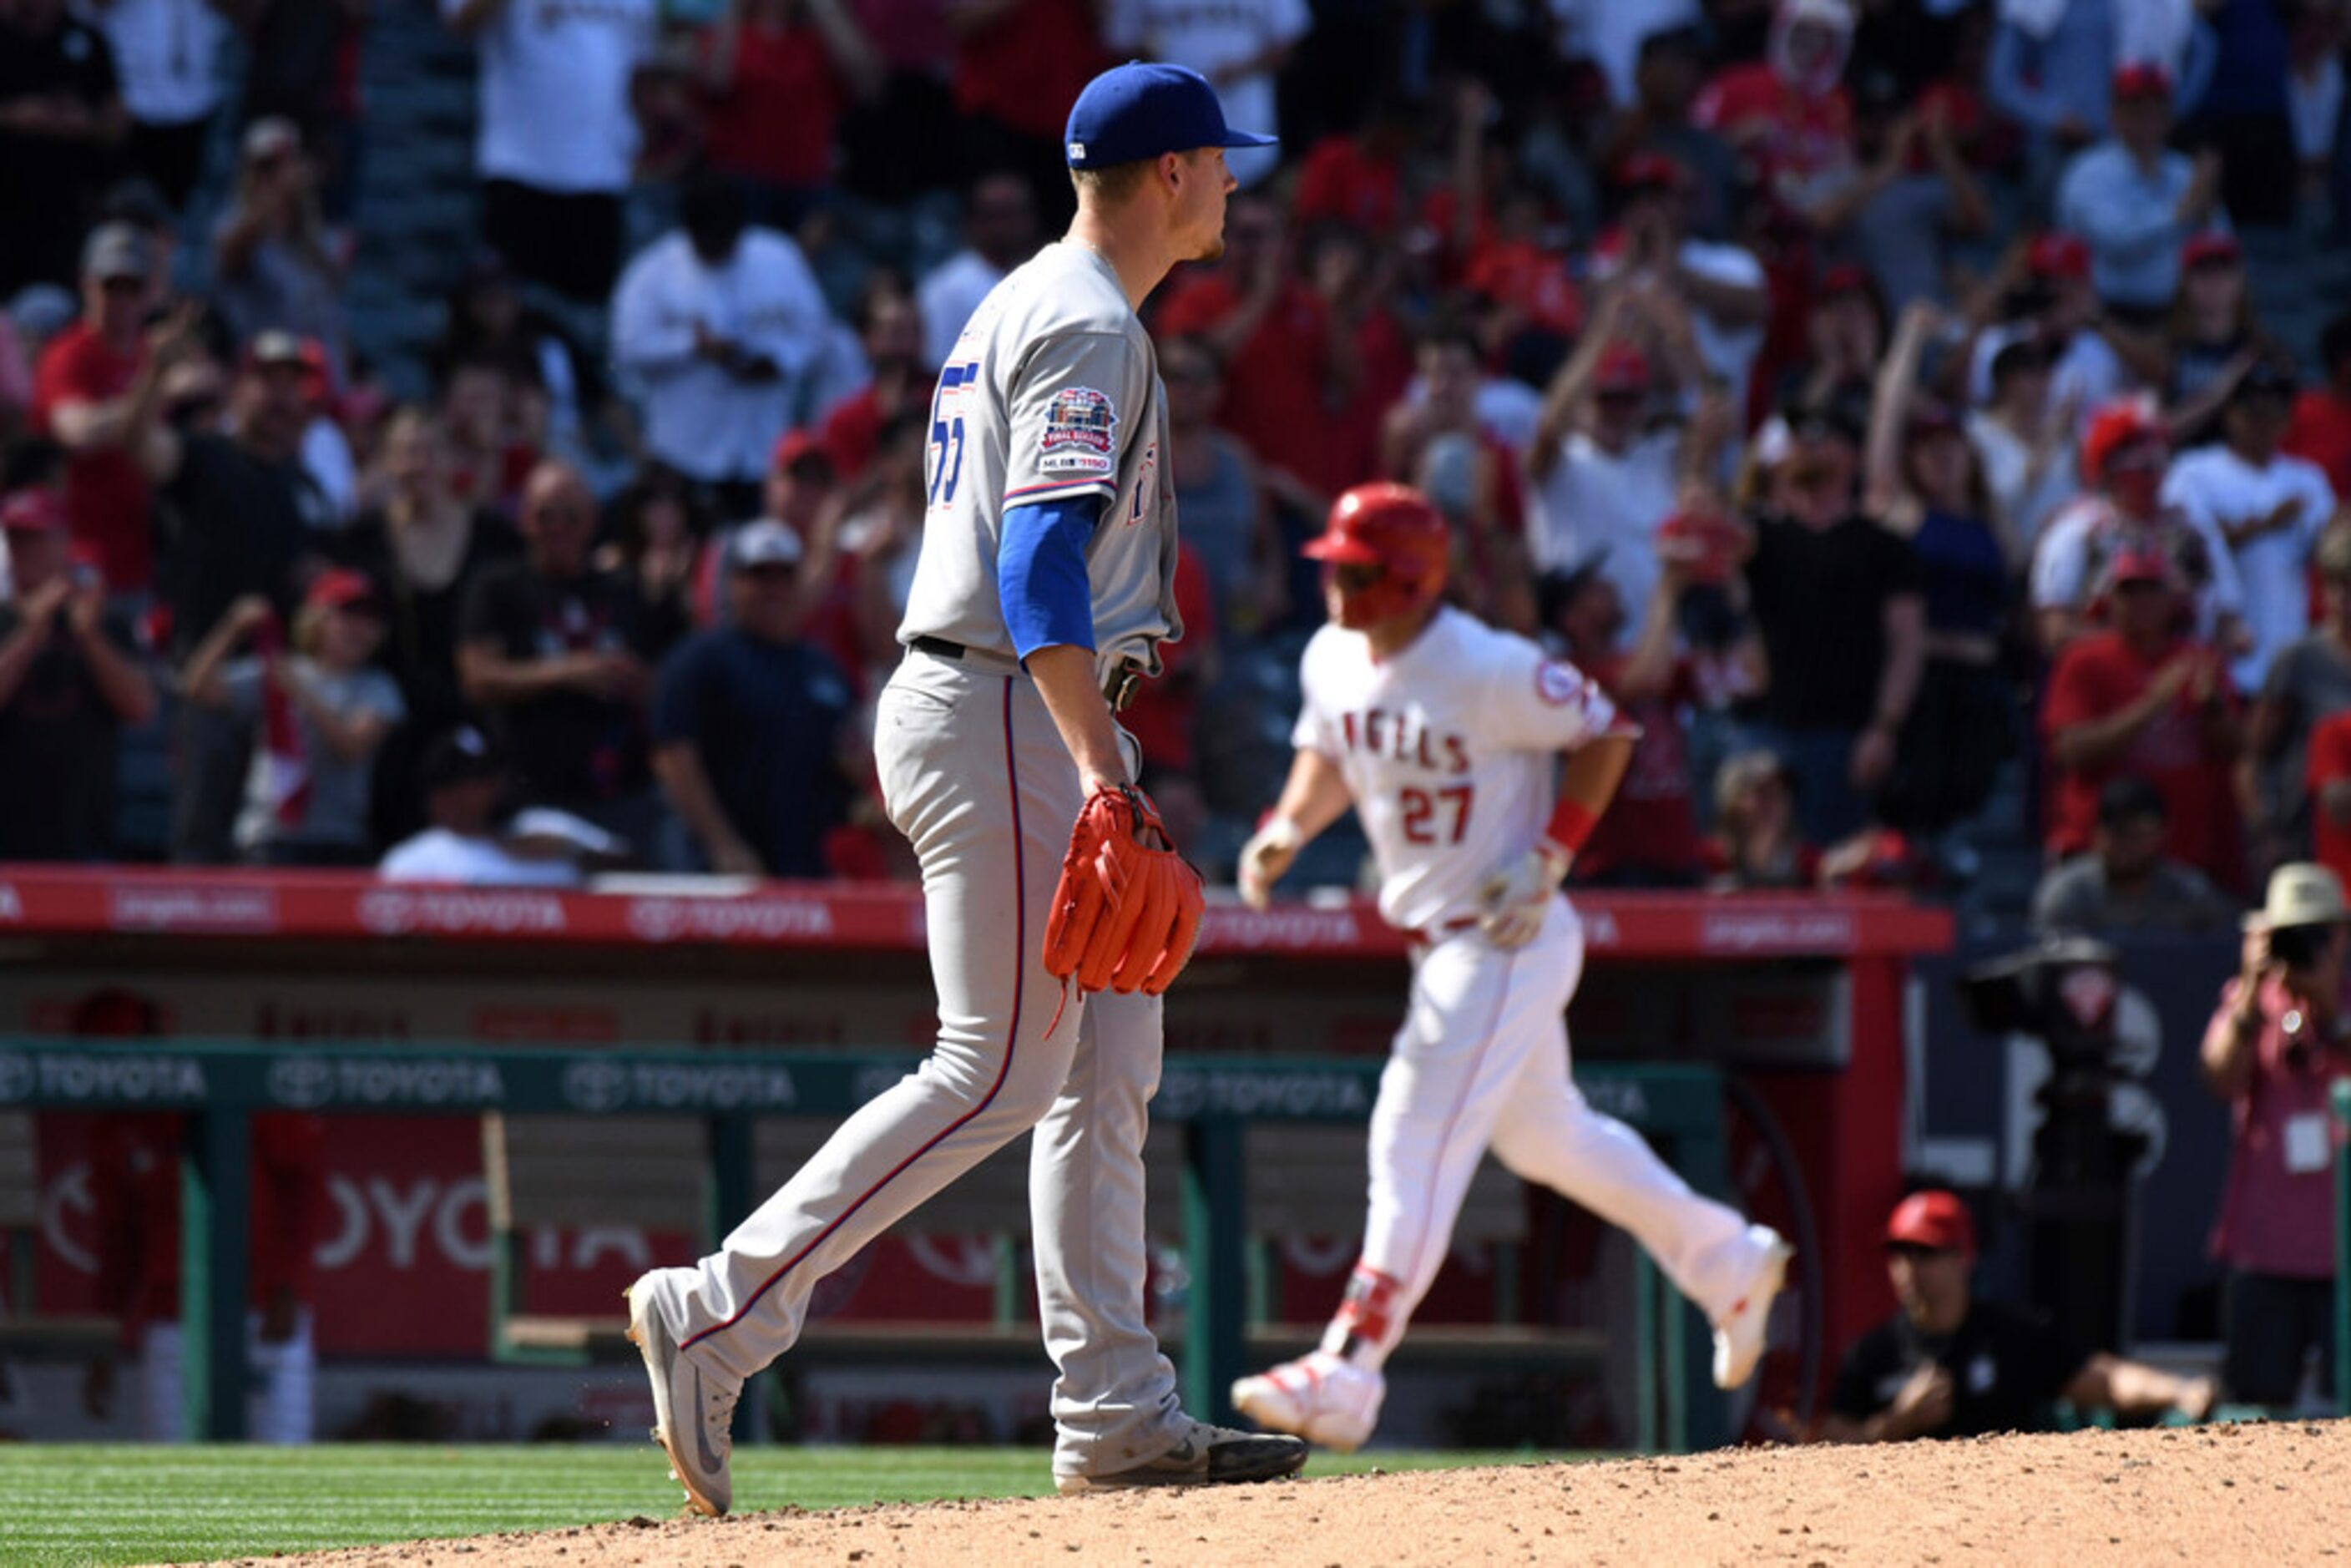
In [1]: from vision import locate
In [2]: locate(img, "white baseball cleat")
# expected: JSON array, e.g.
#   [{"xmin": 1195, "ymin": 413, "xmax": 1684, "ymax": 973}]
[
  {"xmin": 1711, "ymin": 1230, "xmax": 1793, "ymax": 1390},
  {"xmin": 624, "ymin": 1272, "xmax": 741, "ymax": 1517},
  {"xmin": 1230, "ymin": 1349, "xmax": 1386, "ymax": 1453}
]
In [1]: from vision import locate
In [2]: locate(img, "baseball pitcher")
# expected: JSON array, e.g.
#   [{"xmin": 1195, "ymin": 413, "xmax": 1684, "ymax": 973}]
[{"xmin": 624, "ymin": 63, "xmax": 1307, "ymax": 1511}]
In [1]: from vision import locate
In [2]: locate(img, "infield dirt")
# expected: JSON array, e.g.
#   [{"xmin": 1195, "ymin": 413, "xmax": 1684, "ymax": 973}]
[{"xmin": 208, "ymin": 1419, "xmax": 2347, "ymax": 1567}]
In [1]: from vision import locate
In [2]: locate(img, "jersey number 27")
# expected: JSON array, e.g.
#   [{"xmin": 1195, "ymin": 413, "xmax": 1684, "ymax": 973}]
[
  {"xmin": 927, "ymin": 362, "xmax": 977, "ymax": 509},
  {"xmin": 1400, "ymin": 784, "xmax": 1474, "ymax": 844}
]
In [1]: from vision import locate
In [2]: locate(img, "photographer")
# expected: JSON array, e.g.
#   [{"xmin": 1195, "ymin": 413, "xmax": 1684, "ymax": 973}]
[
  {"xmin": 0, "ymin": 488, "xmax": 155, "ymax": 861},
  {"xmin": 2202, "ymin": 862, "xmax": 2351, "ymax": 1408}
]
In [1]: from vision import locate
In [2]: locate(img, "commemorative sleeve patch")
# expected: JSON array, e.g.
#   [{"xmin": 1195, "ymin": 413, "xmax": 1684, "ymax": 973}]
[{"xmin": 1039, "ymin": 386, "xmax": 1119, "ymax": 475}]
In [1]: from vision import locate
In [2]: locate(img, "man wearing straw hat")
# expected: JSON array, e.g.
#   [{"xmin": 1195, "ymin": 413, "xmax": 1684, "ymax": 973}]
[{"xmin": 2202, "ymin": 862, "xmax": 2351, "ymax": 1406}]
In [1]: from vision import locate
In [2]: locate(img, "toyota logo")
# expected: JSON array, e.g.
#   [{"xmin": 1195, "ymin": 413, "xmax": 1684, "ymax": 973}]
[
  {"xmin": 563, "ymin": 1059, "xmax": 629, "ymax": 1113},
  {"xmin": 268, "ymin": 1055, "xmax": 336, "ymax": 1108},
  {"xmin": 626, "ymin": 899, "xmax": 689, "ymax": 943},
  {"xmin": 357, "ymin": 889, "xmax": 416, "ymax": 935},
  {"xmin": 0, "ymin": 1052, "xmax": 30, "ymax": 1102}
]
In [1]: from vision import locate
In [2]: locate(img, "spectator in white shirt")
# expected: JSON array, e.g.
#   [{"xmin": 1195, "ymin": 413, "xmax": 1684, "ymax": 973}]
[
  {"xmin": 2031, "ymin": 399, "xmax": 2244, "ymax": 655},
  {"xmin": 1527, "ymin": 316, "xmax": 1706, "ymax": 646},
  {"xmin": 2164, "ymin": 362, "xmax": 2339, "ymax": 693},
  {"xmin": 442, "ymin": 0, "xmax": 657, "ymax": 304},
  {"xmin": 1967, "ymin": 336, "xmax": 2079, "ymax": 549},
  {"xmin": 378, "ymin": 726, "xmax": 596, "ymax": 886},
  {"xmin": 95, "ymin": 0, "xmax": 228, "ymax": 212},
  {"xmin": 1103, "ymin": 0, "xmax": 1309, "ymax": 187},
  {"xmin": 612, "ymin": 176, "xmax": 832, "ymax": 518},
  {"xmin": 1594, "ymin": 152, "xmax": 1770, "ymax": 402},
  {"xmin": 1967, "ymin": 232, "xmax": 2129, "ymax": 432},
  {"xmin": 916, "ymin": 170, "xmax": 1038, "ymax": 371}
]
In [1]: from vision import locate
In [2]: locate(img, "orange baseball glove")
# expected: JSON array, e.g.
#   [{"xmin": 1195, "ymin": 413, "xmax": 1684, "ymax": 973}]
[{"xmin": 1042, "ymin": 783, "xmax": 1206, "ymax": 996}]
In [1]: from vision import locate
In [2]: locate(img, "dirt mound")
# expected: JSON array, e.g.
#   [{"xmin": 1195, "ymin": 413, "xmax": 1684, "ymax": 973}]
[{"xmin": 213, "ymin": 1421, "xmax": 2349, "ymax": 1568}]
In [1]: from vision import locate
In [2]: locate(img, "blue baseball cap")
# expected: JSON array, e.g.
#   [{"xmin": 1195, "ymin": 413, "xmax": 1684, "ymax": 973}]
[{"xmin": 1064, "ymin": 62, "xmax": 1277, "ymax": 170}]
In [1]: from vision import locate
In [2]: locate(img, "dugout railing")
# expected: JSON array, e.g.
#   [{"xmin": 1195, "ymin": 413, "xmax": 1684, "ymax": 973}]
[{"xmin": 0, "ymin": 1040, "xmax": 1732, "ymax": 1449}]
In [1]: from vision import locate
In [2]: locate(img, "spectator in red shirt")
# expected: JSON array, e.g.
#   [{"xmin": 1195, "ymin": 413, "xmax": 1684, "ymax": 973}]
[
  {"xmin": 948, "ymin": 0, "xmax": 1105, "ymax": 229},
  {"xmin": 1155, "ymin": 191, "xmax": 1351, "ymax": 499},
  {"xmin": 2201, "ymin": 862, "xmax": 2351, "ymax": 1406},
  {"xmin": 2306, "ymin": 703, "xmax": 2351, "ymax": 891},
  {"xmin": 1119, "ymin": 544, "xmax": 1216, "ymax": 852},
  {"xmin": 31, "ymin": 223, "xmax": 158, "ymax": 595},
  {"xmin": 2286, "ymin": 311, "xmax": 2351, "ymax": 500},
  {"xmin": 1693, "ymin": 0, "xmax": 1858, "ymax": 224},
  {"xmin": 1292, "ymin": 98, "xmax": 1412, "ymax": 235},
  {"xmin": 1545, "ymin": 557, "xmax": 1706, "ymax": 886},
  {"xmin": 817, "ymin": 272, "xmax": 931, "ymax": 483},
  {"xmin": 1704, "ymin": 748, "xmax": 1823, "ymax": 890},
  {"xmin": 699, "ymin": 0, "xmax": 882, "ymax": 226},
  {"xmin": 2041, "ymin": 546, "xmax": 2244, "ymax": 890},
  {"xmin": 1307, "ymin": 223, "xmax": 1413, "ymax": 505}
]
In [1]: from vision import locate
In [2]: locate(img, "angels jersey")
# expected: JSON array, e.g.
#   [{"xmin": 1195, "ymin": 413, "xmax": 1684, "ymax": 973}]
[{"xmin": 1293, "ymin": 607, "xmax": 1620, "ymax": 932}]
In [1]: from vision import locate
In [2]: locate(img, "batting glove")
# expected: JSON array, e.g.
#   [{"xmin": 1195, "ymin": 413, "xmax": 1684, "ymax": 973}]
[
  {"xmin": 1475, "ymin": 843, "xmax": 1571, "ymax": 949},
  {"xmin": 1237, "ymin": 816, "xmax": 1303, "ymax": 910}
]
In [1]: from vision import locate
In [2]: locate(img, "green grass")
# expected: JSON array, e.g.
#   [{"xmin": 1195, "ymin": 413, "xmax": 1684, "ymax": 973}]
[{"xmin": 0, "ymin": 1444, "xmax": 1582, "ymax": 1567}]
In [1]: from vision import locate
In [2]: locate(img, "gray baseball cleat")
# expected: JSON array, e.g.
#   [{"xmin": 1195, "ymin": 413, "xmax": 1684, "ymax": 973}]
[
  {"xmin": 624, "ymin": 1272, "xmax": 740, "ymax": 1517},
  {"xmin": 1055, "ymin": 1420, "xmax": 1311, "ymax": 1495}
]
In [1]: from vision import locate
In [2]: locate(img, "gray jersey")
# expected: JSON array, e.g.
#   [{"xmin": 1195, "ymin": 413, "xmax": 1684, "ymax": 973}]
[{"xmin": 898, "ymin": 241, "xmax": 1181, "ymax": 678}]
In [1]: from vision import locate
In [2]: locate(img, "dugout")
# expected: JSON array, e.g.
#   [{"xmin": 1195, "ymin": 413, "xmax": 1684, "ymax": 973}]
[{"xmin": 0, "ymin": 869, "xmax": 1948, "ymax": 1440}]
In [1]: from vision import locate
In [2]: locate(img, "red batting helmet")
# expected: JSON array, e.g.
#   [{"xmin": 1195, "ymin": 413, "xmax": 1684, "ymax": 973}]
[{"xmin": 1302, "ymin": 483, "xmax": 1450, "ymax": 631}]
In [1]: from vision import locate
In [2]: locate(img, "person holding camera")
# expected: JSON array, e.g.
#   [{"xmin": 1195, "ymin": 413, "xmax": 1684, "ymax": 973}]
[
  {"xmin": 2202, "ymin": 862, "xmax": 2351, "ymax": 1408},
  {"xmin": 0, "ymin": 487, "xmax": 155, "ymax": 861}
]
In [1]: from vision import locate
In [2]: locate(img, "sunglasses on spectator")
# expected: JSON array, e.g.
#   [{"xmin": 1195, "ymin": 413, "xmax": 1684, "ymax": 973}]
[
  {"xmin": 100, "ymin": 276, "xmax": 144, "ymax": 295},
  {"xmin": 1885, "ymin": 1242, "xmax": 1957, "ymax": 1261},
  {"xmin": 533, "ymin": 503, "xmax": 595, "ymax": 524}
]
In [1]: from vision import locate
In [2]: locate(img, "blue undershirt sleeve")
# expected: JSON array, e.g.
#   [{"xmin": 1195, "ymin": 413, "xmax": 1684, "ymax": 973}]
[{"xmin": 999, "ymin": 497, "xmax": 1100, "ymax": 660}]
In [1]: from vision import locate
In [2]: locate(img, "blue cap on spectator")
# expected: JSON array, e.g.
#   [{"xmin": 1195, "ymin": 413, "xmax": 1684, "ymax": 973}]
[{"xmin": 1064, "ymin": 63, "xmax": 1276, "ymax": 170}]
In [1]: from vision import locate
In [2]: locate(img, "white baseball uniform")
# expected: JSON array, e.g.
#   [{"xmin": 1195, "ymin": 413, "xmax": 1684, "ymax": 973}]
[
  {"xmin": 639, "ymin": 240, "xmax": 1190, "ymax": 1485},
  {"xmin": 1290, "ymin": 607, "xmax": 1778, "ymax": 1367}
]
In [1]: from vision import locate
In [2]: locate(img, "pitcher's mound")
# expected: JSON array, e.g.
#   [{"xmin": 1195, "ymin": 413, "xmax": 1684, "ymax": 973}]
[{"xmin": 234, "ymin": 1419, "xmax": 2349, "ymax": 1567}]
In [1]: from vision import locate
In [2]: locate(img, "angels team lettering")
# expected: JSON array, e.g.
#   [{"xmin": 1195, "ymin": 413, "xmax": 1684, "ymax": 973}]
[{"xmin": 1338, "ymin": 710, "xmax": 1470, "ymax": 776}]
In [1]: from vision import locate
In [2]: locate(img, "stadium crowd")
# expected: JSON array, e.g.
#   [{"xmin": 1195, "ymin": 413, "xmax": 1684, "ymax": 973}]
[{"xmin": 8, "ymin": 0, "xmax": 2351, "ymax": 912}]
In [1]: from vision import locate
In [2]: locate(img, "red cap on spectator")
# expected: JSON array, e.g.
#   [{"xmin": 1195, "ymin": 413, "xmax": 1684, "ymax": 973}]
[
  {"xmin": 2106, "ymin": 545, "xmax": 2178, "ymax": 589},
  {"xmin": 2181, "ymin": 230, "xmax": 2243, "ymax": 271},
  {"xmin": 1594, "ymin": 343, "xmax": 1652, "ymax": 394},
  {"xmin": 305, "ymin": 567, "xmax": 382, "ymax": 613},
  {"xmin": 2113, "ymin": 61, "xmax": 2172, "ymax": 101},
  {"xmin": 1613, "ymin": 152, "xmax": 1686, "ymax": 194},
  {"xmin": 770, "ymin": 427, "xmax": 834, "ymax": 475},
  {"xmin": 1886, "ymin": 1190, "xmax": 1975, "ymax": 1254},
  {"xmin": 0, "ymin": 488, "xmax": 68, "ymax": 536},
  {"xmin": 2080, "ymin": 400, "xmax": 2167, "ymax": 480},
  {"xmin": 2027, "ymin": 231, "xmax": 2092, "ymax": 281}
]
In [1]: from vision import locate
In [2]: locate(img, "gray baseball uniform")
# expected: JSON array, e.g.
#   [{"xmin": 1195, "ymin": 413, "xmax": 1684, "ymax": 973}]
[{"xmin": 643, "ymin": 240, "xmax": 1188, "ymax": 1484}]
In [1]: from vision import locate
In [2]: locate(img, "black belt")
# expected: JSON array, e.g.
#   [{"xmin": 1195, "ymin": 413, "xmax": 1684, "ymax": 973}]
[{"xmin": 911, "ymin": 635, "xmax": 1144, "ymax": 713}]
